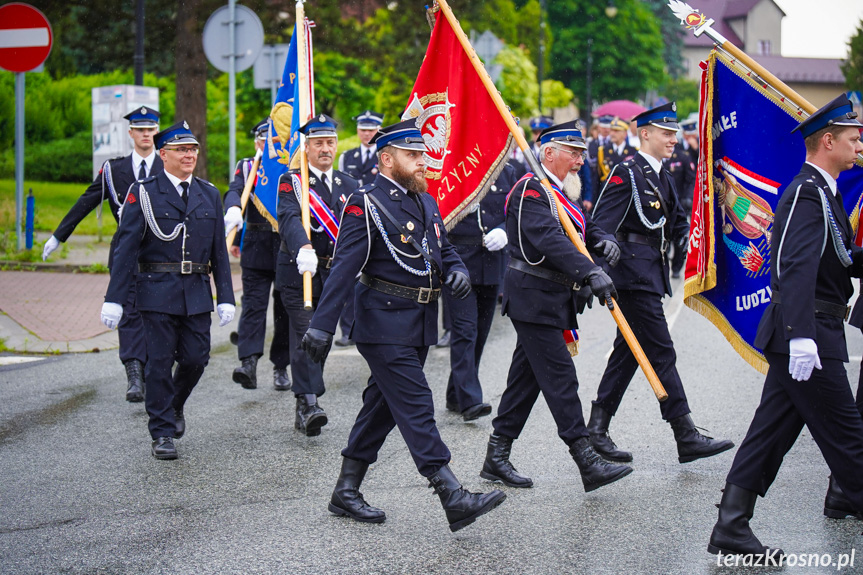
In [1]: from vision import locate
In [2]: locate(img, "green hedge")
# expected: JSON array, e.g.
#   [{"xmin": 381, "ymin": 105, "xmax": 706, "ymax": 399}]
[{"xmin": 0, "ymin": 132, "xmax": 93, "ymax": 182}]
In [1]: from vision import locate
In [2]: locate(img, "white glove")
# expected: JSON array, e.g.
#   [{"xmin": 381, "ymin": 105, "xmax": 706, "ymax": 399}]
[
  {"xmin": 217, "ymin": 303, "xmax": 236, "ymax": 327},
  {"xmin": 100, "ymin": 302, "xmax": 123, "ymax": 330},
  {"xmin": 224, "ymin": 206, "xmax": 243, "ymax": 237},
  {"xmin": 788, "ymin": 337, "xmax": 822, "ymax": 382},
  {"xmin": 297, "ymin": 247, "xmax": 318, "ymax": 277},
  {"xmin": 42, "ymin": 235, "xmax": 60, "ymax": 261},
  {"xmin": 483, "ymin": 228, "xmax": 508, "ymax": 252}
]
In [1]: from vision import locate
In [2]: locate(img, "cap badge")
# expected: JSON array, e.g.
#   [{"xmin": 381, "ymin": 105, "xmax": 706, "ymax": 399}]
[
  {"xmin": 183, "ymin": 120, "xmax": 189, "ymax": 129},
  {"xmin": 671, "ymin": 102, "xmax": 677, "ymax": 112},
  {"xmin": 140, "ymin": 107, "xmax": 147, "ymax": 115},
  {"xmin": 406, "ymin": 221, "xmax": 415, "ymax": 231}
]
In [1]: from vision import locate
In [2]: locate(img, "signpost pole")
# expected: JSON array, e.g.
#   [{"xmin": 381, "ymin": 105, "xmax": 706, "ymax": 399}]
[
  {"xmin": 228, "ymin": 0, "xmax": 237, "ymax": 182},
  {"xmin": 15, "ymin": 72, "xmax": 24, "ymax": 250}
]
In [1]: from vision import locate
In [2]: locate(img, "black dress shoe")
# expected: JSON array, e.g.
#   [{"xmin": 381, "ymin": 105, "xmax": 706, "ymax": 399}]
[
  {"xmin": 124, "ymin": 359, "xmax": 145, "ymax": 403},
  {"xmin": 152, "ymin": 437, "xmax": 177, "ymax": 460},
  {"xmin": 462, "ymin": 403, "xmax": 492, "ymax": 421},
  {"xmin": 333, "ymin": 335, "xmax": 355, "ymax": 347},
  {"xmin": 296, "ymin": 394, "xmax": 328, "ymax": 436},
  {"xmin": 435, "ymin": 330, "xmax": 451, "ymax": 348},
  {"xmin": 273, "ymin": 367, "xmax": 291, "ymax": 391},
  {"xmin": 232, "ymin": 355, "xmax": 258, "ymax": 389},
  {"xmin": 174, "ymin": 409, "xmax": 186, "ymax": 439}
]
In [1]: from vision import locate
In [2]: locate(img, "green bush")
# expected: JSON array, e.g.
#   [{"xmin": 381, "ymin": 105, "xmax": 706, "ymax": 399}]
[{"xmin": 0, "ymin": 132, "xmax": 93, "ymax": 182}]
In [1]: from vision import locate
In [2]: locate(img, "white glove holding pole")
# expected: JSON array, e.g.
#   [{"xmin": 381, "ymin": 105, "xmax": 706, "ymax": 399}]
[
  {"xmin": 217, "ymin": 303, "xmax": 236, "ymax": 327},
  {"xmin": 42, "ymin": 235, "xmax": 60, "ymax": 261},
  {"xmin": 483, "ymin": 228, "xmax": 508, "ymax": 252},
  {"xmin": 788, "ymin": 337, "xmax": 821, "ymax": 381},
  {"xmin": 224, "ymin": 206, "xmax": 243, "ymax": 237},
  {"xmin": 297, "ymin": 247, "xmax": 318, "ymax": 277},
  {"xmin": 100, "ymin": 302, "xmax": 123, "ymax": 330}
]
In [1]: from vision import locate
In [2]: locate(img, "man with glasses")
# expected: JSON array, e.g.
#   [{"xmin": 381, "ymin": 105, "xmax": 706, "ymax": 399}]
[
  {"xmin": 590, "ymin": 102, "xmax": 733, "ymax": 465},
  {"xmin": 480, "ymin": 119, "xmax": 633, "ymax": 493},
  {"xmin": 43, "ymin": 106, "xmax": 164, "ymax": 404},
  {"xmin": 101, "ymin": 121, "xmax": 235, "ymax": 460}
]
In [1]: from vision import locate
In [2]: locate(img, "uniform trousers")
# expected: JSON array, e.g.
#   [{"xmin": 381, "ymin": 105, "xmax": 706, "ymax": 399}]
[
  {"xmin": 280, "ymin": 286, "xmax": 325, "ymax": 396},
  {"xmin": 236, "ymin": 266, "xmax": 291, "ymax": 368},
  {"xmin": 338, "ymin": 293, "xmax": 355, "ymax": 340},
  {"xmin": 727, "ymin": 351, "xmax": 863, "ymax": 513},
  {"xmin": 594, "ymin": 289, "xmax": 690, "ymax": 421},
  {"xmin": 343, "ymin": 343, "xmax": 451, "ymax": 477},
  {"xmin": 444, "ymin": 283, "xmax": 498, "ymax": 410},
  {"xmin": 492, "ymin": 318, "xmax": 588, "ymax": 446},
  {"xmin": 117, "ymin": 280, "xmax": 146, "ymax": 364},
  {"xmin": 141, "ymin": 311, "xmax": 210, "ymax": 439}
]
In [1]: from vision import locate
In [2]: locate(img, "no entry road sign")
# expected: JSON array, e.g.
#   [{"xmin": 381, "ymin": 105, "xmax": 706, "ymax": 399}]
[{"xmin": 0, "ymin": 3, "xmax": 53, "ymax": 73}]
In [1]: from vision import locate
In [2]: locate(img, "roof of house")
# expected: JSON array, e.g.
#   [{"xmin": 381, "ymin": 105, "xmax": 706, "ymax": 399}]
[{"xmin": 751, "ymin": 55, "xmax": 845, "ymax": 84}]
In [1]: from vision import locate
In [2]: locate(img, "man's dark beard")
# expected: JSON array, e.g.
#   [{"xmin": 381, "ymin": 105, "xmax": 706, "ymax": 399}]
[{"xmin": 391, "ymin": 157, "xmax": 429, "ymax": 194}]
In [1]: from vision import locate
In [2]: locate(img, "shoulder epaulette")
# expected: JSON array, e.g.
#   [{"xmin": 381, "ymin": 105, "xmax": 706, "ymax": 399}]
[
  {"xmin": 194, "ymin": 177, "xmax": 218, "ymax": 190},
  {"xmin": 138, "ymin": 174, "xmax": 158, "ymax": 184}
]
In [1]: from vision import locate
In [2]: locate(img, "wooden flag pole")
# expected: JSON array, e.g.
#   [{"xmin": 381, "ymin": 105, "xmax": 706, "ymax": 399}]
[
  {"xmin": 296, "ymin": 0, "xmax": 313, "ymax": 310},
  {"xmin": 433, "ymin": 0, "xmax": 667, "ymax": 402},
  {"xmin": 226, "ymin": 148, "xmax": 263, "ymax": 250}
]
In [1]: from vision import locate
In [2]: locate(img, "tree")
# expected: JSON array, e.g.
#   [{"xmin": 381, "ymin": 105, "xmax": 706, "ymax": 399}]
[
  {"xmin": 494, "ymin": 45, "xmax": 573, "ymax": 120},
  {"xmin": 547, "ymin": 0, "xmax": 666, "ymax": 114},
  {"xmin": 843, "ymin": 18, "xmax": 863, "ymax": 92},
  {"xmin": 643, "ymin": 0, "xmax": 686, "ymax": 79}
]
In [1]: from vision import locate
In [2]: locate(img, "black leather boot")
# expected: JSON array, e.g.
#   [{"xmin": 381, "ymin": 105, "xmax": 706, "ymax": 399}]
[
  {"xmin": 174, "ymin": 408, "xmax": 186, "ymax": 439},
  {"xmin": 669, "ymin": 414, "xmax": 735, "ymax": 463},
  {"xmin": 232, "ymin": 355, "xmax": 259, "ymax": 389},
  {"xmin": 708, "ymin": 483, "xmax": 784, "ymax": 562},
  {"xmin": 569, "ymin": 437, "xmax": 633, "ymax": 492},
  {"xmin": 295, "ymin": 394, "xmax": 328, "ymax": 436},
  {"xmin": 328, "ymin": 457, "xmax": 386, "ymax": 523},
  {"xmin": 273, "ymin": 367, "xmax": 291, "ymax": 391},
  {"xmin": 427, "ymin": 464, "xmax": 506, "ymax": 532},
  {"xmin": 124, "ymin": 359, "xmax": 144, "ymax": 403},
  {"xmin": 824, "ymin": 475, "xmax": 863, "ymax": 519},
  {"xmin": 587, "ymin": 404, "xmax": 632, "ymax": 462},
  {"xmin": 480, "ymin": 434, "xmax": 533, "ymax": 488}
]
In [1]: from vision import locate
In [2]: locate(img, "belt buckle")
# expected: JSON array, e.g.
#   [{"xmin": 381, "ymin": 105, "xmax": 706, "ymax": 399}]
[
  {"xmin": 417, "ymin": 287, "xmax": 432, "ymax": 304},
  {"xmin": 181, "ymin": 260, "xmax": 192, "ymax": 274},
  {"xmin": 325, "ymin": 258, "xmax": 332, "ymax": 270}
]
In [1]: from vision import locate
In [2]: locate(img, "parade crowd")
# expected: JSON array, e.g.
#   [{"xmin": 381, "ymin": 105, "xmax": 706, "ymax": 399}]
[{"xmin": 42, "ymin": 92, "xmax": 863, "ymax": 558}]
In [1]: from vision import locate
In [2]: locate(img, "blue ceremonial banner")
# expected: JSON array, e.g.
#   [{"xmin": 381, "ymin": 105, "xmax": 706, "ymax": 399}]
[
  {"xmin": 684, "ymin": 51, "xmax": 863, "ymax": 372},
  {"xmin": 251, "ymin": 27, "xmax": 298, "ymax": 228}
]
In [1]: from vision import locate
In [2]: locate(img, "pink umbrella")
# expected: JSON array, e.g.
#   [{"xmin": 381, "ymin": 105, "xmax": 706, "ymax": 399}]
[{"xmin": 592, "ymin": 100, "xmax": 647, "ymax": 122}]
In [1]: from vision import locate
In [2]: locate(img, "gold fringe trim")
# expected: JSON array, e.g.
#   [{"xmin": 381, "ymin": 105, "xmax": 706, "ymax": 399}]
[
  {"xmin": 251, "ymin": 192, "xmax": 279, "ymax": 231},
  {"xmin": 566, "ymin": 340, "xmax": 579, "ymax": 357},
  {"xmin": 443, "ymin": 133, "xmax": 513, "ymax": 231}
]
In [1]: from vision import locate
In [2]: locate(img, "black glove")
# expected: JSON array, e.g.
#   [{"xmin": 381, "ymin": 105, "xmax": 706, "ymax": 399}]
[
  {"xmin": 302, "ymin": 328, "xmax": 333, "ymax": 364},
  {"xmin": 584, "ymin": 267, "xmax": 618, "ymax": 310},
  {"xmin": 445, "ymin": 271, "xmax": 471, "ymax": 299},
  {"xmin": 594, "ymin": 239, "xmax": 621, "ymax": 267}
]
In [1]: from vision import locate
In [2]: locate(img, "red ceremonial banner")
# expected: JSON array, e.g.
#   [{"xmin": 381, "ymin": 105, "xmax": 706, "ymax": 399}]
[{"xmin": 404, "ymin": 9, "xmax": 512, "ymax": 230}]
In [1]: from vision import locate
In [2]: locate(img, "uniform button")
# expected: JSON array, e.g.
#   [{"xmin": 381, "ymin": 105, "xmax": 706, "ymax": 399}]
[
  {"xmin": 387, "ymin": 301, "xmax": 391, "ymax": 306},
  {"xmin": 787, "ymin": 326, "xmax": 793, "ymax": 331}
]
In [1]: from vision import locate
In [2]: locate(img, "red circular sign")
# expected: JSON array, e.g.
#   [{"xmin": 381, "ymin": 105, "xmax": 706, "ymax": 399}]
[{"xmin": 0, "ymin": 3, "xmax": 53, "ymax": 73}]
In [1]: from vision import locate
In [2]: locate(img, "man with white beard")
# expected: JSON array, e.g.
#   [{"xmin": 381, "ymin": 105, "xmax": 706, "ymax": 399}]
[{"xmin": 479, "ymin": 119, "xmax": 633, "ymax": 493}]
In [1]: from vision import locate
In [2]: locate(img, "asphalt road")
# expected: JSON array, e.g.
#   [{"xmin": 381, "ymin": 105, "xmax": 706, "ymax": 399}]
[{"xmin": 2, "ymin": 280, "xmax": 862, "ymax": 574}]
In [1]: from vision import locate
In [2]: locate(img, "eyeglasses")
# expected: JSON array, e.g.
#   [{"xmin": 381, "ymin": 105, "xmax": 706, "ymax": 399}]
[
  {"xmin": 553, "ymin": 146, "xmax": 586, "ymax": 160},
  {"xmin": 165, "ymin": 147, "xmax": 199, "ymax": 155}
]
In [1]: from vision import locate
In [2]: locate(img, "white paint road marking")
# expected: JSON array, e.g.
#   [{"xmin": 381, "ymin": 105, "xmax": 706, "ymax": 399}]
[{"xmin": 0, "ymin": 356, "xmax": 46, "ymax": 366}]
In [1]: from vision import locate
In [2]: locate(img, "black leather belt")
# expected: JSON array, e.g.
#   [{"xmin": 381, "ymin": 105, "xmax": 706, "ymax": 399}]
[
  {"xmin": 318, "ymin": 256, "xmax": 332, "ymax": 270},
  {"xmin": 771, "ymin": 291, "xmax": 850, "ymax": 320},
  {"xmin": 139, "ymin": 262, "xmax": 210, "ymax": 275},
  {"xmin": 245, "ymin": 223, "xmax": 275, "ymax": 232},
  {"xmin": 359, "ymin": 273, "xmax": 440, "ymax": 304},
  {"xmin": 615, "ymin": 231, "xmax": 667, "ymax": 252},
  {"xmin": 508, "ymin": 258, "xmax": 579, "ymax": 290},
  {"xmin": 448, "ymin": 234, "xmax": 483, "ymax": 247}
]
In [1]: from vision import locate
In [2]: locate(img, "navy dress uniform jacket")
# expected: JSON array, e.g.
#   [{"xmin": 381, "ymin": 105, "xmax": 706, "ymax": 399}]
[
  {"xmin": 275, "ymin": 169, "xmax": 355, "ymax": 294},
  {"xmin": 503, "ymin": 170, "xmax": 614, "ymax": 331},
  {"xmin": 224, "ymin": 158, "xmax": 279, "ymax": 271},
  {"xmin": 447, "ymin": 162, "xmax": 515, "ymax": 285},
  {"xmin": 755, "ymin": 163, "xmax": 863, "ymax": 361},
  {"xmin": 592, "ymin": 154, "xmax": 690, "ymax": 297},
  {"xmin": 106, "ymin": 172, "xmax": 235, "ymax": 315},
  {"xmin": 55, "ymin": 154, "xmax": 164, "ymax": 268},
  {"xmin": 339, "ymin": 146, "xmax": 378, "ymax": 187},
  {"xmin": 309, "ymin": 174, "xmax": 468, "ymax": 347},
  {"xmin": 666, "ymin": 143, "xmax": 697, "ymax": 213}
]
